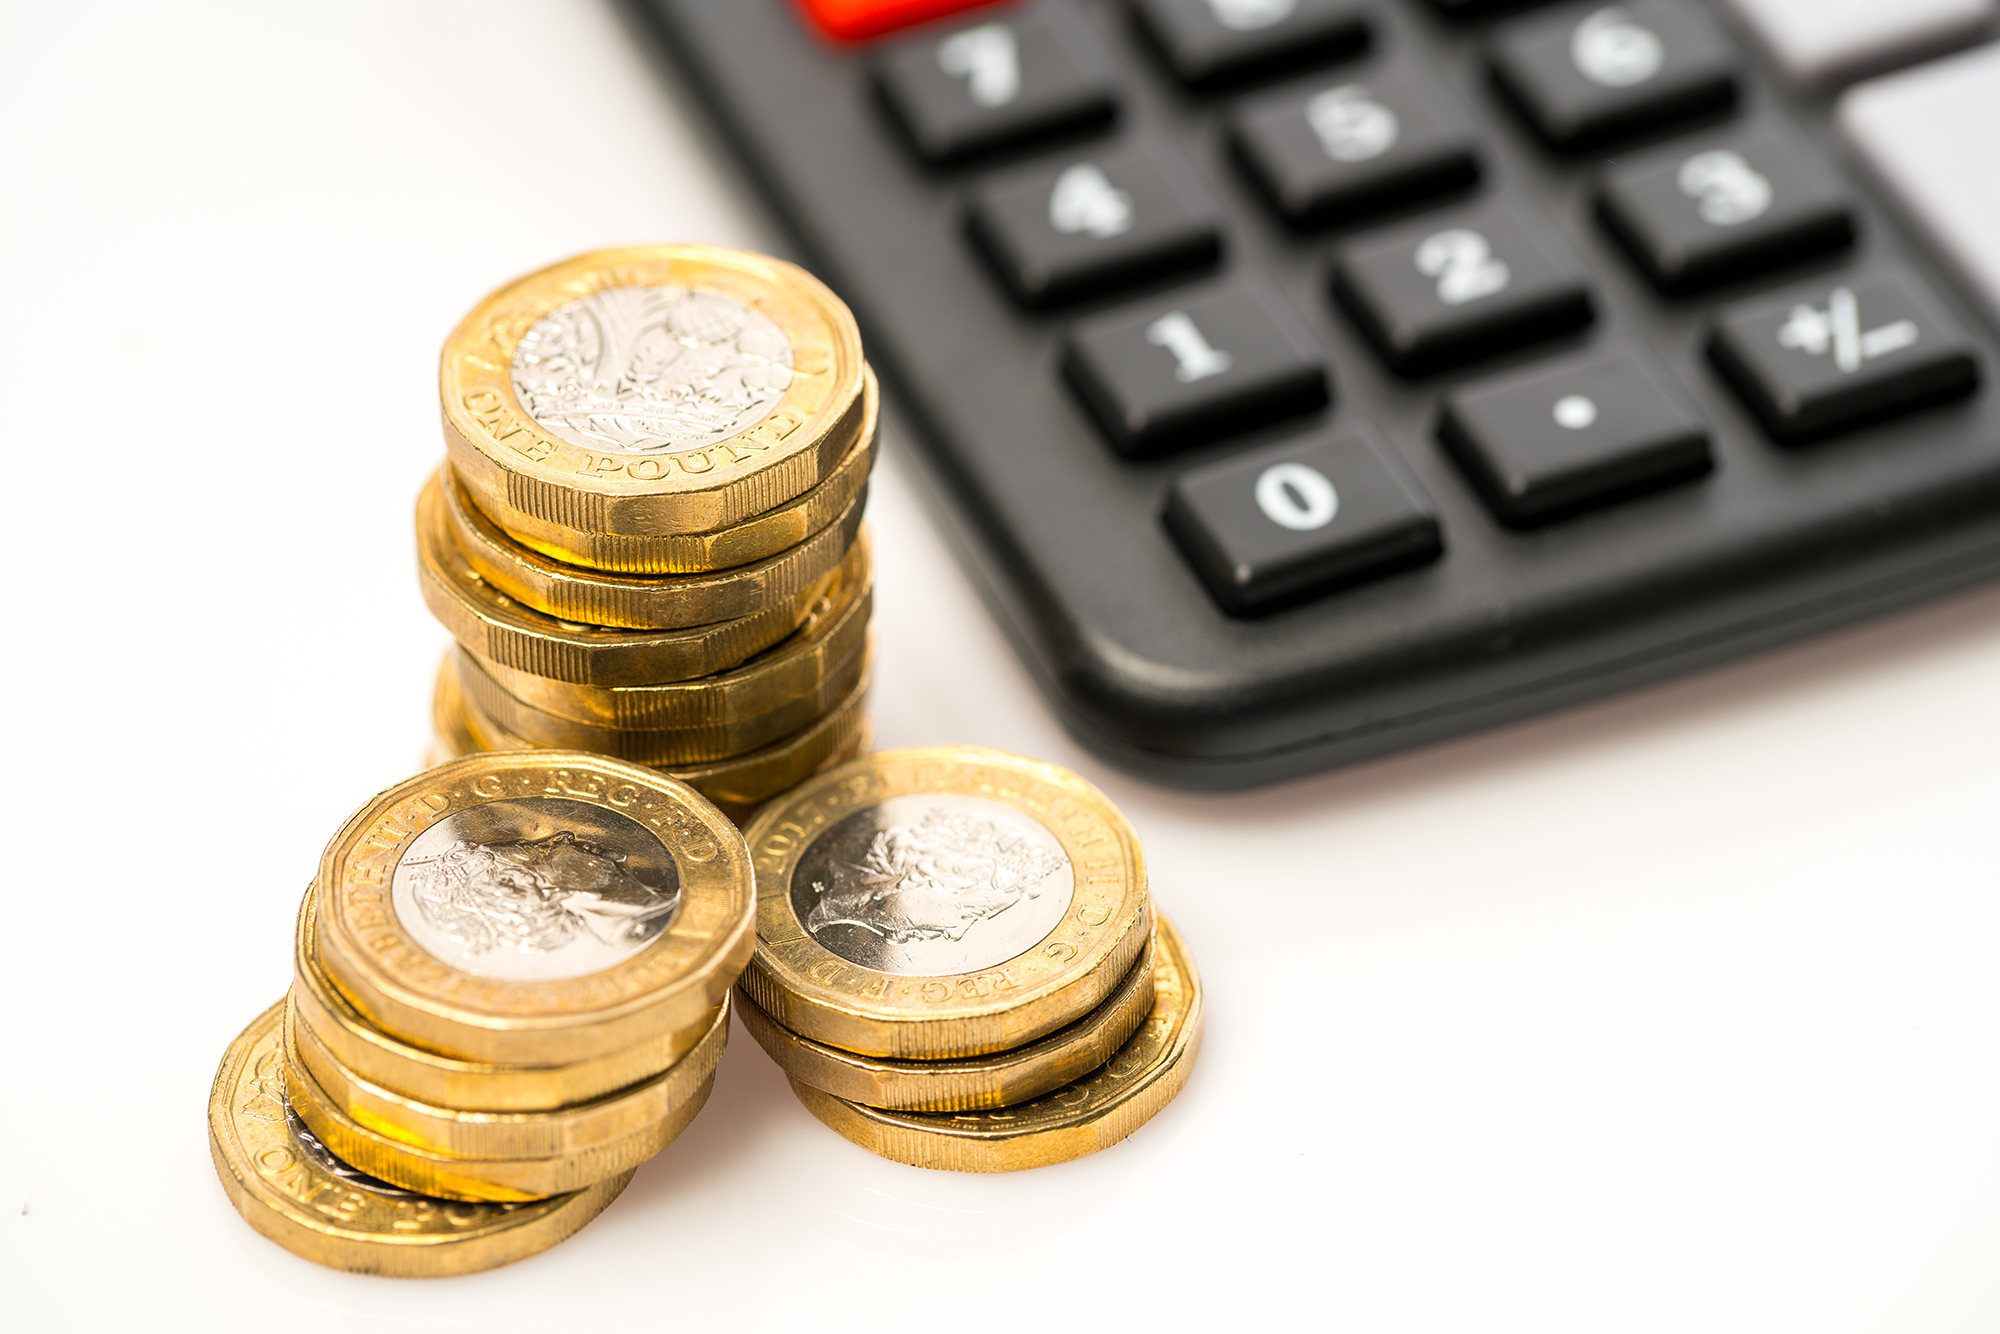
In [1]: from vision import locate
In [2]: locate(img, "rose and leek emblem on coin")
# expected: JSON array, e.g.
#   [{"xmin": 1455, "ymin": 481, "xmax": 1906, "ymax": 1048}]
[
  {"xmin": 510, "ymin": 285, "xmax": 796, "ymax": 454},
  {"xmin": 211, "ymin": 246, "xmax": 1198, "ymax": 1278}
]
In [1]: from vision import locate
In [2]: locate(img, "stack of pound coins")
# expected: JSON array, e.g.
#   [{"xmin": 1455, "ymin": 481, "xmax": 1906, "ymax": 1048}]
[
  {"xmin": 207, "ymin": 752, "xmax": 755, "ymax": 1275},
  {"xmin": 418, "ymin": 244, "xmax": 877, "ymax": 823},
  {"xmin": 735, "ymin": 747, "xmax": 1203, "ymax": 1172}
]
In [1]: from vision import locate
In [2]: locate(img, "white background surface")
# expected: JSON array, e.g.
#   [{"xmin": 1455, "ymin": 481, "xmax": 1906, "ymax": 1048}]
[{"xmin": 4, "ymin": 3, "xmax": 2000, "ymax": 1329}]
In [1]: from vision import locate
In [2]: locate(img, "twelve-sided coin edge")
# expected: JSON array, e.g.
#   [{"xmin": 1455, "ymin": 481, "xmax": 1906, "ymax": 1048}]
[
  {"xmin": 741, "ymin": 747, "xmax": 1152, "ymax": 1059},
  {"xmin": 313, "ymin": 753, "xmax": 754, "ymax": 1064},
  {"xmin": 439, "ymin": 245, "xmax": 866, "ymax": 535}
]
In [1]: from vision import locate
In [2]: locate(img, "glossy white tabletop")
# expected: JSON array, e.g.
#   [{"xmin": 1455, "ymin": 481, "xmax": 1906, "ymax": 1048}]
[{"xmin": 5, "ymin": 4, "xmax": 2000, "ymax": 1329}]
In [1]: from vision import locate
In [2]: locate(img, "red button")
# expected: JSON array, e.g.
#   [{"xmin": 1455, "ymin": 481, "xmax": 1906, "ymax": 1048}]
[{"xmin": 795, "ymin": 0, "xmax": 1008, "ymax": 43}]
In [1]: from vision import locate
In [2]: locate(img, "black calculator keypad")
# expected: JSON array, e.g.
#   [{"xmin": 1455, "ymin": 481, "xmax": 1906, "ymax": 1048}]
[
  {"xmin": 1488, "ymin": 1, "xmax": 1739, "ymax": 152},
  {"xmin": 1063, "ymin": 282, "xmax": 1331, "ymax": 456},
  {"xmin": 873, "ymin": 7, "xmax": 1118, "ymax": 163},
  {"xmin": 1165, "ymin": 423, "xmax": 1442, "ymax": 613},
  {"xmin": 1129, "ymin": 0, "xmax": 1372, "ymax": 90},
  {"xmin": 1331, "ymin": 206, "xmax": 1595, "ymax": 374},
  {"xmin": 637, "ymin": 0, "xmax": 2000, "ymax": 787},
  {"xmin": 1439, "ymin": 348, "xmax": 1712, "ymax": 526},
  {"xmin": 967, "ymin": 145, "xmax": 1222, "ymax": 306},
  {"xmin": 1229, "ymin": 69, "xmax": 1481, "ymax": 229},
  {"xmin": 1596, "ymin": 129, "xmax": 1855, "ymax": 294},
  {"xmin": 1708, "ymin": 269, "xmax": 1982, "ymax": 442}
]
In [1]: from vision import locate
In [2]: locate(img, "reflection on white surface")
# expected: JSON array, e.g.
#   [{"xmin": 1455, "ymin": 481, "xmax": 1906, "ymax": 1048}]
[{"xmin": 8, "ymin": 3, "xmax": 2000, "ymax": 1331}]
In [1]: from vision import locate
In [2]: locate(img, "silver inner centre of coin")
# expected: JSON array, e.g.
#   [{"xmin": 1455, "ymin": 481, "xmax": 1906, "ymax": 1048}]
[
  {"xmin": 282, "ymin": 1100, "xmax": 429, "ymax": 1201},
  {"xmin": 510, "ymin": 284, "xmax": 795, "ymax": 454},
  {"xmin": 392, "ymin": 797, "xmax": 682, "ymax": 982},
  {"xmin": 790, "ymin": 794, "xmax": 1075, "ymax": 976}
]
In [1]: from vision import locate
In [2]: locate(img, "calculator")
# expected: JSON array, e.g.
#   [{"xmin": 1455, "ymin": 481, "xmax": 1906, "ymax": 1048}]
[{"xmin": 621, "ymin": 0, "xmax": 2000, "ymax": 789}]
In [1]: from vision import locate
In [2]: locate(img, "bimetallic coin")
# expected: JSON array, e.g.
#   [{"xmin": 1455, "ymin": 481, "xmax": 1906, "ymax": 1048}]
[
  {"xmin": 442, "ymin": 459, "xmax": 866, "ymax": 630},
  {"xmin": 648, "ymin": 655, "xmax": 874, "ymax": 808},
  {"xmin": 313, "ymin": 752, "xmax": 754, "ymax": 1066},
  {"xmin": 468, "ymin": 528, "xmax": 876, "ymax": 736},
  {"xmin": 208, "ymin": 1003, "xmax": 630, "ymax": 1276},
  {"xmin": 454, "ymin": 545, "xmax": 870, "ymax": 761},
  {"xmin": 788, "ymin": 913, "xmax": 1201, "ymax": 1172},
  {"xmin": 417, "ymin": 477, "xmax": 822, "ymax": 687},
  {"xmin": 441, "ymin": 245, "xmax": 866, "ymax": 538},
  {"xmin": 738, "ymin": 928, "xmax": 1156, "ymax": 1112},
  {"xmin": 431, "ymin": 650, "xmax": 514, "ymax": 764},
  {"xmin": 286, "ymin": 987, "xmax": 727, "ymax": 1163},
  {"xmin": 293, "ymin": 888, "xmax": 712, "ymax": 1112},
  {"xmin": 500, "ymin": 369, "xmax": 877, "ymax": 575},
  {"xmin": 459, "ymin": 632, "xmax": 870, "ymax": 766},
  {"xmin": 282, "ymin": 1006, "xmax": 717, "ymax": 1202},
  {"xmin": 740, "ymin": 748, "xmax": 1151, "ymax": 1060},
  {"xmin": 443, "ymin": 650, "xmax": 875, "ymax": 818}
]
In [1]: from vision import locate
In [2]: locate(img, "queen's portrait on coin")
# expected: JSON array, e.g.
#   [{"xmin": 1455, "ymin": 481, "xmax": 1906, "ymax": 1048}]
[
  {"xmin": 794, "ymin": 798, "xmax": 1077, "ymax": 975},
  {"xmin": 405, "ymin": 832, "xmax": 681, "ymax": 964}
]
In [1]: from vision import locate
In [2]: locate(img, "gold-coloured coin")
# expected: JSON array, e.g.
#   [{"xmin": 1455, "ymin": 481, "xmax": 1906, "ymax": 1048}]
[
  {"xmin": 498, "ymin": 370, "xmax": 876, "ymax": 574},
  {"xmin": 459, "ymin": 633, "xmax": 870, "ymax": 766},
  {"xmin": 442, "ymin": 459, "xmax": 866, "ymax": 630},
  {"xmin": 788, "ymin": 913, "xmax": 1201, "ymax": 1172},
  {"xmin": 313, "ymin": 752, "xmax": 754, "ymax": 1066},
  {"xmin": 738, "ymin": 928, "xmax": 1156, "ymax": 1112},
  {"xmin": 431, "ymin": 651, "xmax": 509, "ymax": 762},
  {"xmin": 209, "ymin": 1002, "xmax": 631, "ymax": 1276},
  {"xmin": 444, "ymin": 649, "xmax": 876, "ymax": 815},
  {"xmin": 283, "ymin": 1005, "xmax": 716, "ymax": 1202},
  {"xmin": 740, "ymin": 747, "xmax": 1151, "ymax": 1060},
  {"xmin": 418, "ymin": 475, "xmax": 822, "ymax": 687},
  {"xmin": 441, "ymin": 244, "xmax": 866, "ymax": 539},
  {"xmin": 287, "ymin": 986, "xmax": 727, "ymax": 1163},
  {"xmin": 293, "ymin": 888, "xmax": 711, "ymax": 1112},
  {"xmin": 464, "ymin": 525, "xmax": 871, "ymax": 731},
  {"xmin": 453, "ymin": 542, "xmax": 870, "ymax": 763}
]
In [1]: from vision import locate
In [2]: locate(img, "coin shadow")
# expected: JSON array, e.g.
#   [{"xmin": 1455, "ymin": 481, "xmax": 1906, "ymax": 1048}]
[
  {"xmin": 785, "ymin": 1091, "xmax": 1186, "ymax": 1261},
  {"xmin": 612, "ymin": 1009, "xmax": 818, "ymax": 1209}
]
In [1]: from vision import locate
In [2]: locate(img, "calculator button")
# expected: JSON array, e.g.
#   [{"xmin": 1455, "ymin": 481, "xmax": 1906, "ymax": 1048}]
[
  {"xmin": 1165, "ymin": 423, "xmax": 1442, "ymax": 613},
  {"xmin": 873, "ymin": 6, "xmax": 1118, "ymax": 164},
  {"xmin": 1228, "ymin": 71, "xmax": 1481, "ymax": 229},
  {"xmin": 967, "ymin": 146, "xmax": 1223, "ymax": 306},
  {"xmin": 1707, "ymin": 270, "xmax": 1981, "ymax": 442},
  {"xmin": 1720, "ymin": 0, "xmax": 1994, "ymax": 91},
  {"xmin": 1330, "ymin": 206, "xmax": 1594, "ymax": 375},
  {"xmin": 1129, "ymin": 0, "xmax": 1372, "ymax": 90},
  {"xmin": 1839, "ymin": 43, "xmax": 2000, "ymax": 333},
  {"xmin": 1596, "ymin": 130, "xmax": 1855, "ymax": 294},
  {"xmin": 1063, "ymin": 283, "xmax": 1331, "ymax": 456},
  {"xmin": 1489, "ymin": 1, "xmax": 1739, "ymax": 152},
  {"xmin": 797, "ymin": 0, "xmax": 1001, "ymax": 43},
  {"xmin": 1439, "ymin": 349, "xmax": 1712, "ymax": 526}
]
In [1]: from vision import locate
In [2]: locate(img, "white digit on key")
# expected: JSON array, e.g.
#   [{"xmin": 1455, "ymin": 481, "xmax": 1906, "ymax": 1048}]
[
  {"xmin": 1572, "ymin": 8, "xmax": 1665, "ymax": 88},
  {"xmin": 1307, "ymin": 86, "xmax": 1401, "ymax": 163},
  {"xmin": 1255, "ymin": 462, "xmax": 1339, "ymax": 531},
  {"xmin": 1415, "ymin": 229, "xmax": 1511, "ymax": 306},
  {"xmin": 1677, "ymin": 150, "xmax": 1773, "ymax": 226},
  {"xmin": 938, "ymin": 24, "xmax": 1021, "ymax": 109},
  {"xmin": 1207, "ymin": 0, "xmax": 1299, "ymax": 31},
  {"xmin": 1146, "ymin": 312, "xmax": 1234, "ymax": 383},
  {"xmin": 1049, "ymin": 164, "xmax": 1135, "ymax": 239}
]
